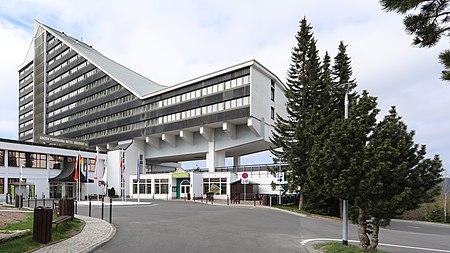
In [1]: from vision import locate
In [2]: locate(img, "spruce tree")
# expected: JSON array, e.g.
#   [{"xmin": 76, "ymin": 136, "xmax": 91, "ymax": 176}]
[{"xmin": 271, "ymin": 17, "xmax": 327, "ymax": 210}]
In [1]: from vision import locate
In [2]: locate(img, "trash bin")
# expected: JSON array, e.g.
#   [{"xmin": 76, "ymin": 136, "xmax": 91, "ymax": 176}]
[
  {"xmin": 32, "ymin": 206, "xmax": 53, "ymax": 244},
  {"xmin": 59, "ymin": 198, "xmax": 75, "ymax": 218},
  {"xmin": 262, "ymin": 195, "xmax": 269, "ymax": 206}
]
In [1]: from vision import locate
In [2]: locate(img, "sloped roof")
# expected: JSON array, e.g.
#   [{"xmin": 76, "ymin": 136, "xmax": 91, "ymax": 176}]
[{"xmin": 37, "ymin": 21, "xmax": 166, "ymax": 98}]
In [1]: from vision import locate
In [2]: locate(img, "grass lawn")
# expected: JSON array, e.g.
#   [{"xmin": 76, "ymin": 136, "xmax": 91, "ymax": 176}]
[
  {"xmin": 314, "ymin": 242, "xmax": 388, "ymax": 253},
  {"xmin": 273, "ymin": 204, "xmax": 311, "ymax": 215},
  {"xmin": 0, "ymin": 213, "xmax": 83, "ymax": 253}
]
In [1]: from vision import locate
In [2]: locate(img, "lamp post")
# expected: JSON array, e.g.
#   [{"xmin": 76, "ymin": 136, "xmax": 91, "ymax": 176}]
[{"xmin": 342, "ymin": 82, "xmax": 351, "ymax": 246}]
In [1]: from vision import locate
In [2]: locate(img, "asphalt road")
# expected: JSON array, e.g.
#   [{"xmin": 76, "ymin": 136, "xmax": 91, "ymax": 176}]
[{"xmin": 76, "ymin": 200, "xmax": 450, "ymax": 253}]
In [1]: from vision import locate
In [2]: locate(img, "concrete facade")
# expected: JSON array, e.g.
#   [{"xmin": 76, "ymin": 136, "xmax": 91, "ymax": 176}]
[{"xmin": 17, "ymin": 20, "xmax": 288, "ymax": 199}]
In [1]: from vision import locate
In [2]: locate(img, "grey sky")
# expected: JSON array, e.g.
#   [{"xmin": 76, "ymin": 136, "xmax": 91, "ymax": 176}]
[{"xmin": 0, "ymin": 0, "xmax": 448, "ymax": 172}]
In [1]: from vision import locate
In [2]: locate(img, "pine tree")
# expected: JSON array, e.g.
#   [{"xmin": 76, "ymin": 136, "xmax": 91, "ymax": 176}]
[
  {"xmin": 359, "ymin": 107, "xmax": 444, "ymax": 249},
  {"xmin": 271, "ymin": 17, "xmax": 328, "ymax": 210},
  {"xmin": 380, "ymin": 0, "xmax": 450, "ymax": 81}
]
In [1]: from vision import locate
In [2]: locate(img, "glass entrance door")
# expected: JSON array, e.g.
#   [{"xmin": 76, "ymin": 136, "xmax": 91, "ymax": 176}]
[{"xmin": 180, "ymin": 180, "xmax": 190, "ymax": 199}]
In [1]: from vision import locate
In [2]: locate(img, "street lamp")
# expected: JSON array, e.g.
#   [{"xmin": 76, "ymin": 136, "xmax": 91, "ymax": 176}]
[{"xmin": 342, "ymin": 82, "xmax": 352, "ymax": 246}]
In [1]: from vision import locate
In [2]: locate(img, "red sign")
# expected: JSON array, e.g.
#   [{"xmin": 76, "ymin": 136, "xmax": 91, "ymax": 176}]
[{"xmin": 242, "ymin": 172, "xmax": 249, "ymax": 179}]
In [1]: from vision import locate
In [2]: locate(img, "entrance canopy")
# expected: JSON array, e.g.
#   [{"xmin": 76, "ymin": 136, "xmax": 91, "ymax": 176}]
[{"xmin": 49, "ymin": 163, "xmax": 93, "ymax": 183}]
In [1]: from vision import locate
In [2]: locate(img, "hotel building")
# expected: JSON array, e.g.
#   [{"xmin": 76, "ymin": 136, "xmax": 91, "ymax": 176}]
[{"xmin": 12, "ymin": 20, "xmax": 287, "ymax": 200}]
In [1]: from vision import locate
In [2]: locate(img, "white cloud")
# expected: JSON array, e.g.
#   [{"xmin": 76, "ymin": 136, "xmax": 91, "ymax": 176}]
[{"xmin": 0, "ymin": 0, "xmax": 448, "ymax": 172}]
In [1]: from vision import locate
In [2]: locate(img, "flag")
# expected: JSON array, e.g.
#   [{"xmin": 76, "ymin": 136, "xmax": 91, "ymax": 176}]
[
  {"xmin": 85, "ymin": 157, "xmax": 89, "ymax": 183},
  {"xmin": 74, "ymin": 154, "xmax": 79, "ymax": 181},
  {"xmin": 101, "ymin": 162, "xmax": 108, "ymax": 183},
  {"xmin": 137, "ymin": 155, "xmax": 140, "ymax": 181},
  {"xmin": 94, "ymin": 152, "xmax": 99, "ymax": 180}
]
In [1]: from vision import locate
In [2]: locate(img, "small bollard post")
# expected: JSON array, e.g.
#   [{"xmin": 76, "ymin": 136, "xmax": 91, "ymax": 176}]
[
  {"xmin": 52, "ymin": 199, "xmax": 55, "ymax": 209},
  {"xmin": 193, "ymin": 194, "xmax": 195, "ymax": 202},
  {"xmin": 227, "ymin": 195, "xmax": 229, "ymax": 206},
  {"xmin": 75, "ymin": 200, "xmax": 78, "ymax": 214},
  {"xmin": 109, "ymin": 198, "xmax": 112, "ymax": 223},
  {"xmin": 43, "ymin": 194, "xmax": 45, "ymax": 207},
  {"xmin": 28, "ymin": 196, "xmax": 30, "ymax": 207},
  {"xmin": 254, "ymin": 195, "xmax": 256, "ymax": 207},
  {"xmin": 201, "ymin": 194, "xmax": 203, "ymax": 203},
  {"xmin": 101, "ymin": 197, "xmax": 104, "ymax": 220},
  {"xmin": 89, "ymin": 200, "xmax": 92, "ymax": 217},
  {"xmin": 35, "ymin": 195, "xmax": 37, "ymax": 207}
]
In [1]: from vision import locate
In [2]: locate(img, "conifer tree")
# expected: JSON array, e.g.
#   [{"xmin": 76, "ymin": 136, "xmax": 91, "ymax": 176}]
[{"xmin": 271, "ymin": 17, "xmax": 327, "ymax": 210}]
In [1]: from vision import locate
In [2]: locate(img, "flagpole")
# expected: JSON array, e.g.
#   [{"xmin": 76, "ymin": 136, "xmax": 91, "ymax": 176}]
[
  {"xmin": 137, "ymin": 152, "xmax": 140, "ymax": 203},
  {"xmin": 96, "ymin": 151, "xmax": 99, "ymax": 203}
]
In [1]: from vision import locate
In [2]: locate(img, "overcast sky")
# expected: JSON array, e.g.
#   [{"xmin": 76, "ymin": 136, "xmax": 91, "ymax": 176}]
[{"xmin": 0, "ymin": 0, "xmax": 448, "ymax": 173}]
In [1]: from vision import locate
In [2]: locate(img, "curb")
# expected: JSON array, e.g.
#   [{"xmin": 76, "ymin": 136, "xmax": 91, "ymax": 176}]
[{"xmin": 77, "ymin": 215, "xmax": 116, "ymax": 253}]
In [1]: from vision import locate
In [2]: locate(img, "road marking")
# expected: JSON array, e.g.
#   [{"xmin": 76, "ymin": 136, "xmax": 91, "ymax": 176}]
[
  {"xmin": 407, "ymin": 225, "xmax": 421, "ymax": 229},
  {"xmin": 301, "ymin": 238, "xmax": 450, "ymax": 253}
]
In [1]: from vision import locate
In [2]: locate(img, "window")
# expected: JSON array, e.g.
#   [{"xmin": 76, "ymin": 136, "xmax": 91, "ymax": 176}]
[
  {"xmin": 133, "ymin": 179, "xmax": 147, "ymax": 194},
  {"xmin": 7, "ymin": 151, "xmax": 47, "ymax": 168},
  {"xmin": 271, "ymin": 87, "xmax": 275, "ymax": 101},
  {"xmin": 155, "ymin": 179, "xmax": 169, "ymax": 194},
  {"xmin": 0, "ymin": 150, "xmax": 4, "ymax": 166},
  {"xmin": 203, "ymin": 178, "xmax": 227, "ymax": 195},
  {"xmin": 271, "ymin": 107, "xmax": 275, "ymax": 120}
]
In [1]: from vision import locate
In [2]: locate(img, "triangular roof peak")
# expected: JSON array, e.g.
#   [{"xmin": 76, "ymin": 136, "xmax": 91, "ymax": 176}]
[{"xmin": 35, "ymin": 20, "xmax": 166, "ymax": 98}]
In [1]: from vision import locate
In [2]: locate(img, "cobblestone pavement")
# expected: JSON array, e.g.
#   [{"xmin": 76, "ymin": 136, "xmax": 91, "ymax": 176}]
[{"xmin": 34, "ymin": 215, "xmax": 115, "ymax": 253}]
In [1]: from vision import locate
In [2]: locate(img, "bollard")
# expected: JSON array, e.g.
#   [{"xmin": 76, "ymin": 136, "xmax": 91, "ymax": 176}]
[
  {"xmin": 193, "ymin": 194, "xmax": 195, "ymax": 202},
  {"xmin": 43, "ymin": 194, "xmax": 45, "ymax": 207},
  {"xmin": 28, "ymin": 196, "xmax": 30, "ymax": 207},
  {"xmin": 101, "ymin": 197, "xmax": 104, "ymax": 220},
  {"xmin": 254, "ymin": 195, "xmax": 256, "ymax": 207},
  {"xmin": 35, "ymin": 195, "xmax": 37, "ymax": 207},
  {"xmin": 201, "ymin": 194, "xmax": 203, "ymax": 203},
  {"xmin": 5, "ymin": 193, "xmax": 8, "ymax": 204},
  {"xmin": 270, "ymin": 196, "xmax": 272, "ymax": 206},
  {"xmin": 109, "ymin": 198, "xmax": 112, "ymax": 223},
  {"xmin": 89, "ymin": 200, "xmax": 91, "ymax": 217},
  {"xmin": 75, "ymin": 200, "xmax": 78, "ymax": 214},
  {"xmin": 227, "ymin": 195, "xmax": 229, "ymax": 206}
]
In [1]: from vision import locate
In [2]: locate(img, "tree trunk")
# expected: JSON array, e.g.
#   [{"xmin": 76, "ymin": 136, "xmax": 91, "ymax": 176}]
[
  {"xmin": 357, "ymin": 208, "xmax": 370, "ymax": 250},
  {"xmin": 369, "ymin": 221, "xmax": 380, "ymax": 250},
  {"xmin": 298, "ymin": 191, "xmax": 304, "ymax": 210}
]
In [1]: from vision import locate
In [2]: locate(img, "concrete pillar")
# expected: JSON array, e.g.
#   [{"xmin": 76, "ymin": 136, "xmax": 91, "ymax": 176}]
[
  {"xmin": 233, "ymin": 155, "xmax": 240, "ymax": 167},
  {"xmin": 4, "ymin": 150, "xmax": 8, "ymax": 197}
]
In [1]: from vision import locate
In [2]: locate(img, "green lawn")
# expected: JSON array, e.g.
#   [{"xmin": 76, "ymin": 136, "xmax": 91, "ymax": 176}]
[
  {"xmin": 0, "ymin": 213, "xmax": 83, "ymax": 253},
  {"xmin": 273, "ymin": 204, "xmax": 311, "ymax": 215},
  {"xmin": 314, "ymin": 242, "xmax": 388, "ymax": 253}
]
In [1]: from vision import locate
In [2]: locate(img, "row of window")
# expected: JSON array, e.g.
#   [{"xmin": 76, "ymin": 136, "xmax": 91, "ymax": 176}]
[
  {"xmin": 48, "ymin": 54, "xmax": 81, "ymax": 76},
  {"xmin": 19, "ymin": 64, "xmax": 33, "ymax": 76},
  {"xmin": 48, "ymin": 83, "xmax": 121, "ymax": 118},
  {"xmin": 47, "ymin": 42, "xmax": 63, "ymax": 56},
  {"xmin": 19, "ymin": 129, "xmax": 33, "ymax": 138},
  {"xmin": 48, "ymin": 94, "xmax": 135, "ymax": 129},
  {"xmin": 19, "ymin": 82, "xmax": 33, "ymax": 94},
  {"xmin": 47, "ymin": 36, "xmax": 56, "ymax": 46},
  {"xmin": 19, "ymin": 100, "xmax": 33, "ymax": 112},
  {"xmin": 48, "ymin": 60, "xmax": 89, "ymax": 86},
  {"xmin": 152, "ymin": 75, "xmax": 249, "ymax": 110},
  {"xmin": 19, "ymin": 91, "xmax": 33, "ymax": 103},
  {"xmin": 74, "ymin": 96, "xmax": 249, "ymax": 140},
  {"xmin": 19, "ymin": 119, "xmax": 33, "ymax": 129},
  {"xmin": 48, "ymin": 47, "xmax": 72, "ymax": 66},
  {"xmin": 0, "ymin": 150, "xmax": 96, "ymax": 171},
  {"xmin": 132, "ymin": 179, "xmax": 151, "ymax": 194},
  {"xmin": 19, "ymin": 73, "xmax": 33, "ymax": 84},
  {"xmin": 159, "ymin": 96, "xmax": 249, "ymax": 124},
  {"xmin": 49, "ymin": 75, "xmax": 109, "ymax": 99},
  {"xmin": 19, "ymin": 110, "xmax": 33, "ymax": 120}
]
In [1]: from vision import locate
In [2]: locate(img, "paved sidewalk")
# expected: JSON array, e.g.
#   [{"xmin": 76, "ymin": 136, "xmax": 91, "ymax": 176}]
[{"xmin": 33, "ymin": 215, "xmax": 115, "ymax": 253}]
